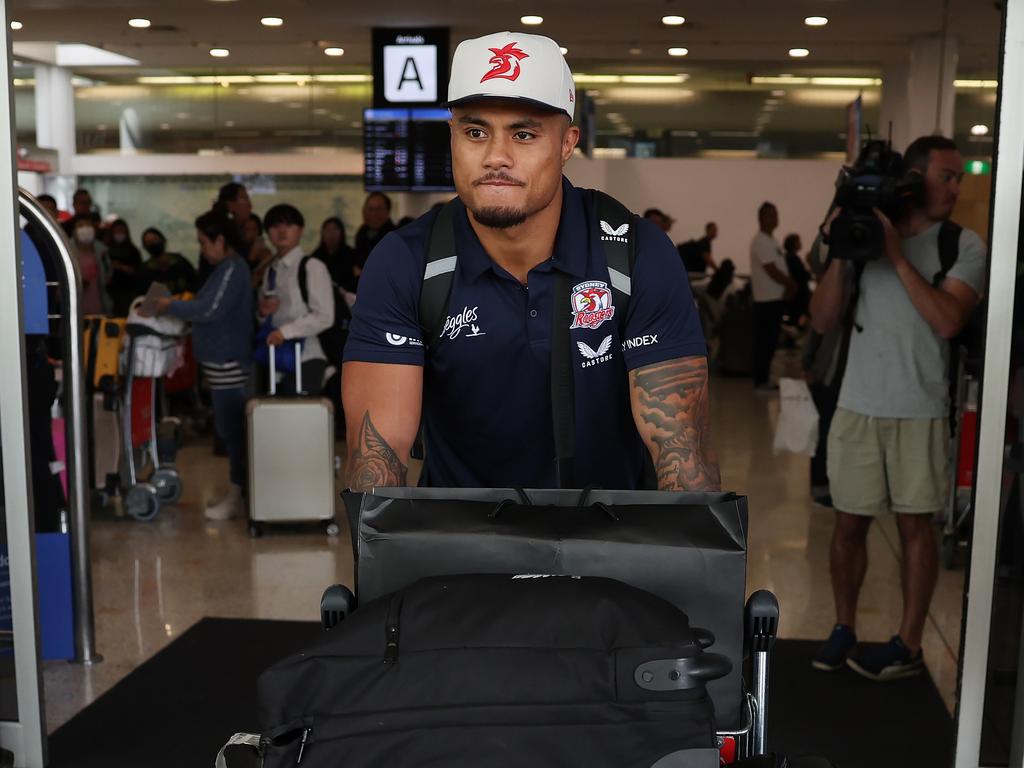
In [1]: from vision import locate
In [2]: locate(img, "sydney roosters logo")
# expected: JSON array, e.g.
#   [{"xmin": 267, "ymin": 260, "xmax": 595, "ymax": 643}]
[{"xmin": 481, "ymin": 42, "xmax": 529, "ymax": 83}]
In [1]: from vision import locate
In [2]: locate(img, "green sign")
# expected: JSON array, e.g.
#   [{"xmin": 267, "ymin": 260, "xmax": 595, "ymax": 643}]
[{"xmin": 965, "ymin": 160, "xmax": 991, "ymax": 176}]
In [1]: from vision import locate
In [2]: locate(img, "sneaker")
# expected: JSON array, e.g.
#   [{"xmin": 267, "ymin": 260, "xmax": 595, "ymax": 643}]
[
  {"xmin": 847, "ymin": 635, "xmax": 924, "ymax": 680},
  {"xmin": 205, "ymin": 484, "xmax": 243, "ymax": 521},
  {"xmin": 812, "ymin": 624, "xmax": 857, "ymax": 671}
]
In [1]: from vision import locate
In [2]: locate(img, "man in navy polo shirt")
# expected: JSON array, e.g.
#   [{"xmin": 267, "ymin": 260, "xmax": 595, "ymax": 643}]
[{"xmin": 342, "ymin": 31, "xmax": 719, "ymax": 492}]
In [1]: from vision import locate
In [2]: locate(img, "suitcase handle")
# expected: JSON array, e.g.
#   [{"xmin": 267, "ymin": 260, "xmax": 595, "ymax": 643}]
[
  {"xmin": 268, "ymin": 341, "xmax": 304, "ymax": 396},
  {"xmin": 633, "ymin": 651, "xmax": 732, "ymax": 692}
]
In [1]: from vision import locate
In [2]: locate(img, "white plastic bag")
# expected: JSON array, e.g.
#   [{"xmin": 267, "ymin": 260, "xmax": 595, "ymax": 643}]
[{"xmin": 772, "ymin": 377, "xmax": 820, "ymax": 456}]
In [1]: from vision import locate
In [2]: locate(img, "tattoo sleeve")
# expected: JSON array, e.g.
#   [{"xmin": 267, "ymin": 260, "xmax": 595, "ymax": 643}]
[
  {"xmin": 347, "ymin": 411, "xmax": 408, "ymax": 491},
  {"xmin": 630, "ymin": 357, "xmax": 722, "ymax": 492}
]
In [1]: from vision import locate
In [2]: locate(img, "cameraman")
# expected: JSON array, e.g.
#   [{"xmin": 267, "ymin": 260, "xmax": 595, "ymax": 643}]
[{"xmin": 809, "ymin": 136, "xmax": 986, "ymax": 680}]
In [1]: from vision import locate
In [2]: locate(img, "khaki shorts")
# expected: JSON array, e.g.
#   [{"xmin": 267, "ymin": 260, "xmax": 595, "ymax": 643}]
[{"xmin": 827, "ymin": 408, "xmax": 949, "ymax": 516}]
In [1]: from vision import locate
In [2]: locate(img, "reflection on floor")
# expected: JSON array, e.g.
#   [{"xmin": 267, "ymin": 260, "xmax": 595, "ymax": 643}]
[{"xmin": 42, "ymin": 356, "xmax": 966, "ymax": 734}]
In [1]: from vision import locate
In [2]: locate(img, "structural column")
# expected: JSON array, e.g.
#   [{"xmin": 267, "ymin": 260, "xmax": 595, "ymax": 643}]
[
  {"xmin": 33, "ymin": 64, "xmax": 76, "ymax": 175},
  {"xmin": 879, "ymin": 35, "xmax": 958, "ymax": 152}
]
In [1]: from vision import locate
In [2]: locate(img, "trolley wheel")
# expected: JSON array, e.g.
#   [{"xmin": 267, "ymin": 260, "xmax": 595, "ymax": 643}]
[
  {"xmin": 942, "ymin": 533, "xmax": 958, "ymax": 570},
  {"xmin": 151, "ymin": 467, "xmax": 183, "ymax": 504},
  {"xmin": 248, "ymin": 522, "xmax": 264, "ymax": 539},
  {"xmin": 125, "ymin": 484, "xmax": 161, "ymax": 522},
  {"xmin": 325, "ymin": 521, "xmax": 341, "ymax": 538}
]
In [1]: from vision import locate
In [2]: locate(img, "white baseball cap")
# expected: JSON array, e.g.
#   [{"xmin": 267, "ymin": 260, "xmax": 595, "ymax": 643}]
[{"xmin": 447, "ymin": 31, "xmax": 576, "ymax": 120}]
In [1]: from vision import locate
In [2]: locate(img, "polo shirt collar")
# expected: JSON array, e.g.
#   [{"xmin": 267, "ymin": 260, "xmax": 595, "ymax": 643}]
[{"xmin": 453, "ymin": 176, "xmax": 588, "ymax": 282}]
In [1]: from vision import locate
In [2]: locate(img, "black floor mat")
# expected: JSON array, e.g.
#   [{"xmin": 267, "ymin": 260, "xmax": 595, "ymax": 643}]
[
  {"xmin": 767, "ymin": 640, "xmax": 954, "ymax": 767},
  {"xmin": 48, "ymin": 623, "xmax": 954, "ymax": 768}
]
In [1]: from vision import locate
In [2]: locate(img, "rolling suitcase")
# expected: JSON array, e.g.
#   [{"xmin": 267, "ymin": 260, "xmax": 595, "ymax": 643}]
[
  {"xmin": 246, "ymin": 343, "xmax": 338, "ymax": 538},
  {"xmin": 93, "ymin": 318, "xmax": 126, "ymax": 391}
]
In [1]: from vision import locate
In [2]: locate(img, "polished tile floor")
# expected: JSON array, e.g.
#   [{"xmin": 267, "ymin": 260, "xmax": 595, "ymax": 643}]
[{"xmin": 42, "ymin": 354, "xmax": 966, "ymax": 736}]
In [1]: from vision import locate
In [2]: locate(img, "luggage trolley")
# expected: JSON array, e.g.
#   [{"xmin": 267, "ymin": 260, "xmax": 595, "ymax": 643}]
[
  {"xmin": 941, "ymin": 347, "xmax": 980, "ymax": 569},
  {"xmin": 119, "ymin": 306, "xmax": 188, "ymax": 521},
  {"xmin": 321, "ymin": 488, "xmax": 780, "ymax": 765}
]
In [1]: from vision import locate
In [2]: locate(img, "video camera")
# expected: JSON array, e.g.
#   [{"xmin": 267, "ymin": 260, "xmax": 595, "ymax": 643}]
[{"xmin": 828, "ymin": 140, "xmax": 925, "ymax": 262}]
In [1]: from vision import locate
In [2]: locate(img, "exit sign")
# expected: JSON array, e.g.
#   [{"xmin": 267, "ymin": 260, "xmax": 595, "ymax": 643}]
[{"xmin": 965, "ymin": 160, "xmax": 991, "ymax": 176}]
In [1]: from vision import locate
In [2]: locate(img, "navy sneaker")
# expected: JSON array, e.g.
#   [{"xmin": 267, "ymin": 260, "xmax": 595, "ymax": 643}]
[
  {"xmin": 847, "ymin": 635, "xmax": 924, "ymax": 680},
  {"xmin": 812, "ymin": 624, "xmax": 857, "ymax": 671}
]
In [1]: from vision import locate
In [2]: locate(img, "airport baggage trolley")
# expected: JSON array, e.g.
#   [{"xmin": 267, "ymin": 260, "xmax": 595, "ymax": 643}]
[
  {"xmin": 118, "ymin": 307, "xmax": 188, "ymax": 521},
  {"xmin": 942, "ymin": 349, "xmax": 979, "ymax": 569},
  {"xmin": 328, "ymin": 488, "xmax": 780, "ymax": 764}
]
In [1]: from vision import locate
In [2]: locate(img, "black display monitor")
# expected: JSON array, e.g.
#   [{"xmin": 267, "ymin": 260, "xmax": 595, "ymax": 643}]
[{"xmin": 363, "ymin": 108, "xmax": 454, "ymax": 192}]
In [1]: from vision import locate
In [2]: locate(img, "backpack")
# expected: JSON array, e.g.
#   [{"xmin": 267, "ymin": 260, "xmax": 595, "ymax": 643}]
[
  {"xmin": 414, "ymin": 192, "xmax": 643, "ymax": 486},
  {"xmin": 226, "ymin": 574, "xmax": 727, "ymax": 768},
  {"xmin": 298, "ymin": 255, "xmax": 352, "ymax": 369}
]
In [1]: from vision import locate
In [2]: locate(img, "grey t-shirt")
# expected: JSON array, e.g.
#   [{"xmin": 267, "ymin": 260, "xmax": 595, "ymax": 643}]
[{"xmin": 838, "ymin": 223, "xmax": 987, "ymax": 419}]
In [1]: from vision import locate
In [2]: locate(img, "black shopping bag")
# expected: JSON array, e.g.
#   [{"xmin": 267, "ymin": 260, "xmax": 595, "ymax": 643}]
[{"xmin": 342, "ymin": 487, "xmax": 749, "ymax": 729}]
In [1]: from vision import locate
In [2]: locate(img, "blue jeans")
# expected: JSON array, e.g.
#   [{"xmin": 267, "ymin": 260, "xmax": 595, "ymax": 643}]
[{"xmin": 211, "ymin": 385, "xmax": 249, "ymax": 488}]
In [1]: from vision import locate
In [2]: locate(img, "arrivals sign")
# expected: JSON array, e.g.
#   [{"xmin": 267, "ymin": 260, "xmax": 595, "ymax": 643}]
[{"xmin": 372, "ymin": 28, "xmax": 450, "ymax": 108}]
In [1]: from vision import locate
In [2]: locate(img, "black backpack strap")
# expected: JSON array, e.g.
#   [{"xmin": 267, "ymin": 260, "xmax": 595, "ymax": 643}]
[
  {"xmin": 551, "ymin": 270, "xmax": 576, "ymax": 488},
  {"xmin": 933, "ymin": 220, "xmax": 962, "ymax": 287},
  {"xmin": 592, "ymin": 190, "xmax": 636, "ymax": 337},
  {"xmin": 297, "ymin": 255, "xmax": 312, "ymax": 307},
  {"xmin": 420, "ymin": 201, "xmax": 459, "ymax": 350}
]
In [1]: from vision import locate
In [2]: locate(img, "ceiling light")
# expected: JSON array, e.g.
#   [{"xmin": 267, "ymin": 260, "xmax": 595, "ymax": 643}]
[
  {"xmin": 751, "ymin": 76, "xmax": 881, "ymax": 87},
  {"xmin": 668, "ymin": 47, "xmax": 689, "ymax": 57},
  {"xmin": 620, "ymin": 74, "xmax": 689, "ymax": 83},
  {"xmin": 261, "ymin": 16, "xmax": 284, "ymax": 26},
  {"xmin": 629, "ymin": 47, "xmax": 643, "ymax": 55},
  {"xmin": 210, "ymin": 48, "xmax": 230, "ymax": 58},
  {"xmin": 805, "ymin": 16, "xmax": 828, "ymax": 26},
  {"xmin": 9, "ymin": 21, "xmax": 22, "ymax": 31},
  {"xmin": 128, "ymin": 18, "xmax": 151, "ymax": 28},
  {"xmin": 559, "ymin": 47, "xmax": 568, "ymax": 55},
  {"xmin": 955, "ymin": 79, "xmax": 999, "ymax": 89},
  {"xmin": 971, "ymin": 124, "xmax": 990, "ymax": 136},
  {"xmin": 520, "ymin": 15, "xmax": 544, "ymax": 25},
  {"xmin": 324, "ymin": 47, "xmax": 344, "ymax": 57},
  {"xmin": 789, "ymin": 48, "xmax": 810, "ymax": 58},
  {"xmin": 662, "ymin": 15, "xmax": 685, "ymax": 25}
]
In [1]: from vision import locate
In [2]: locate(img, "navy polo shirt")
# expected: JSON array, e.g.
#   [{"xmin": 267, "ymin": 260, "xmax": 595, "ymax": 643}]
[{"xmin": 344, "ymin": 177, "xmax": 706, "ymax": 489}]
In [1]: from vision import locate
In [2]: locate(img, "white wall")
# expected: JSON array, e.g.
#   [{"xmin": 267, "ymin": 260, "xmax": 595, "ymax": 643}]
[{"xmin": 565, "ymin": 156, "xmax": 844, "ymax": 274}]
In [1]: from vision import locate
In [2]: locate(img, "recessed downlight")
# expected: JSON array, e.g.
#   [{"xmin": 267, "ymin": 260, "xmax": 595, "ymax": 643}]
[
  {"xmin": 668, "ymin": 47, "xmax": 689, "ymax": 57},
  {"xmin": 261, "ymin": 16, "xmax": 284, "ymax": 27},
  {"xmin": 559, "ymin": 46, "xmax": 568, "ymax": 55},
  {"xmin": 10, "ymin": 20, "xmax": 22, "ymax": 30},
  {"xmin": 520, "ymin": 15, "xmax": 544, "ymax": 25},
  {"xmin": 805, "ymin": 16, "xmax": 828, "ymax": 26},
  {"xmin": 662, "ymin": 15, "xmax": 685, "ymax": 25},
  {"xmin": 324, "ymin": 47, "xmax": 345, "ymax": 57},
  {"xmin": 971, "ymin": 124, "xmax": 990, "ymax": 136},
  {"xmin": 788, "ymin": 48, "xmax": 810, "ymax": 58},
  {"xmin": 210, "ymin": 48, "xmax": 230, "ymax": 58},
  {"xmin": 128, "ymin": 18, "xmax": 151, "ymax": 28}
]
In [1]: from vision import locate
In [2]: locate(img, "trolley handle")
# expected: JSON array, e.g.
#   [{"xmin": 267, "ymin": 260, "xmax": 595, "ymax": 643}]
[{"xmin": 268, "ymin": 341, "xmax": 303, "ymax": 397}]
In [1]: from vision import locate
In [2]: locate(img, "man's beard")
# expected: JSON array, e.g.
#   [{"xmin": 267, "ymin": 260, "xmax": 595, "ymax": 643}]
[{"xmin": 470, "ymin": 205, "xmax": 530, "ymax": 229}]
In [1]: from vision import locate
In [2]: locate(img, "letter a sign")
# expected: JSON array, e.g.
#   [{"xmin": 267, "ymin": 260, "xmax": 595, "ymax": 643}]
[{"xmin": 384, "ymin": 45, "xmax": 437, "ymax": 102}]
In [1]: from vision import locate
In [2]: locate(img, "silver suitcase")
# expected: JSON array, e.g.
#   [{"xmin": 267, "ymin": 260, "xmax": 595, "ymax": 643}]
[{"xmin": 246, "ymin": 344, "xmax": 338, "ymax": 537}]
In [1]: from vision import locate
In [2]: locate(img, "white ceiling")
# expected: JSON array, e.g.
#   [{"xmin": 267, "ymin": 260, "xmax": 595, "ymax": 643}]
[{"xmin": 7, "ymin": 0, "xmax": 1004, "ymax": 74}]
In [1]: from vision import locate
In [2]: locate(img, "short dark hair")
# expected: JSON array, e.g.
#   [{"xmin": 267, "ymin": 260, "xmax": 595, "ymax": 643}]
[
  {"xmin": 111, "ymin": 218, "xmax": 130, "ymax": 234},
  {"xmin": 758, "ymin": 202, "xmax": 777, "ymax": 219},
  {"xmin": 643, "ymin": 208, "xmax": 666, "ymax": 219},
  {"xmin": 783, "ymin": 233, "xmax": 801, "ymax": 252},
  {"xmin": 141, "ymin": 227, "xmax": 166, "ymax": 243},
  {"xmin": 247, "ymin": 212, "xmax": 263, "ymax": 235},
  {"xmin": 705, "ymin": 222, "xmax": 717, "ymax": 231},
  {"xmin": 217, "ymin": 182, "xmax": 246, "ymax": 204},
  {"xmin": 194, "ymin": 210, "xmax": 247, "ymax": 255},
  {"xmin": 72, "ymin": 188, "xmax": 90, "ymax": 201},
  {"xmin": 264, "ymin": 203, "xmax": 305, "ymax": 229},
  {"xmin": 37, "ymin": 194, "xmax": 56, "ymax": 206},
  {"xmin": 365, "ymin": 191, "xmax": 392, "ymax": 211},
  {"xmin": 904, "ymin": 135, "xmax": 959, "ymax": 173}
]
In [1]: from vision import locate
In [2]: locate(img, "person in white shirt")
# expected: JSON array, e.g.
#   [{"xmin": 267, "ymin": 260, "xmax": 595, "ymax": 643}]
[
  {"xmin": 749, "ymin": 202, "xmax": 797, "ymax": 391},
  {"xmin": 258, "ymin": 203, "xmax": 335, "ymax": 396}
]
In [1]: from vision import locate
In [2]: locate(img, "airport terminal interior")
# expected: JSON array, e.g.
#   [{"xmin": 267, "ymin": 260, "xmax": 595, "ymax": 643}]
[{"xmin": 1, "ymin": 1, "xmax": 1024, "ymax": 767}]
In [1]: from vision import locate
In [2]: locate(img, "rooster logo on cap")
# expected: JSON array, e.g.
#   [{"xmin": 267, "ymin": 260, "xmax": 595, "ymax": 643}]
[{"xmin": 480, "ymin": 42, "xmax": 529, "ymax": 83}]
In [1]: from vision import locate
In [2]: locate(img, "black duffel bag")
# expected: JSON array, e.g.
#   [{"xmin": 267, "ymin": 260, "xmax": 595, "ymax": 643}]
[
  {"xmin": 240, "ymin": 574, "xmax": 729, "ymax": 768},
  {"xmin": 342, "ymin": 487, "xmax": 749, "ymax": 729}
]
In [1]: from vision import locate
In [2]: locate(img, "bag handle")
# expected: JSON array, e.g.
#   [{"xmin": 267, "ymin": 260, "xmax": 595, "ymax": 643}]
[{"xmin": 268, "ymin": 342, "xmax": 303, "ymax": 396}]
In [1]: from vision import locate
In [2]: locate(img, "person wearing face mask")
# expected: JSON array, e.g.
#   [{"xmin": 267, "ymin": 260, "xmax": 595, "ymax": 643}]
[
  {"xmin": 107, "ymin": 218, "xmax": 144, "ymax": 315},
  {"xmin": 72, "ymin": 214, "xmax": 112, "ymax": 316},
  {"xmin": 140, "ymin": 227, "xmax": 197, "ymax": 296}
]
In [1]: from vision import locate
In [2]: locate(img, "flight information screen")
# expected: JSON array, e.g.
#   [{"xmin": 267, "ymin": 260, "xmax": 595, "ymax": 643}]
[{"xmin": 364, "ymin": 108, "xmax": 454, "ymax": 191}]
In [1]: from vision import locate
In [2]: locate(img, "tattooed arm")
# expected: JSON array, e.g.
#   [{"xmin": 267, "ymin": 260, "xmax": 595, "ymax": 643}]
[
  {"xmin": 629, "ymin": 356, "xmax": 721, "ymax": 491},
  {"xmin": 341, "ymin": 361, "xmax": 423, "ymax": 491}
]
